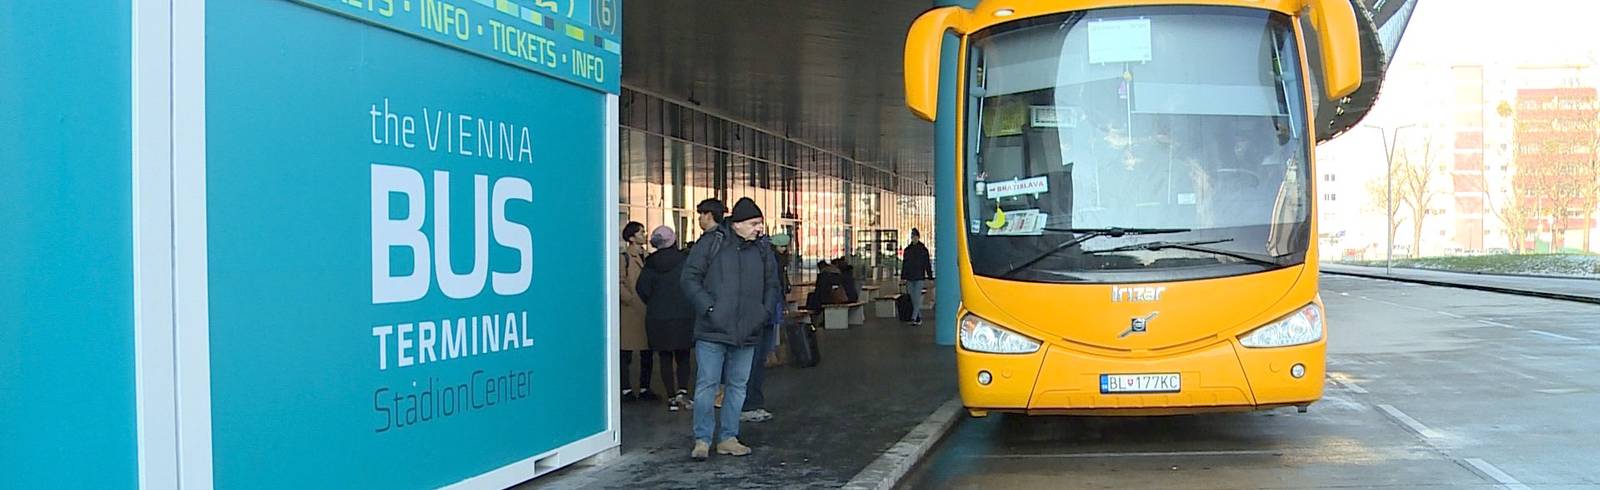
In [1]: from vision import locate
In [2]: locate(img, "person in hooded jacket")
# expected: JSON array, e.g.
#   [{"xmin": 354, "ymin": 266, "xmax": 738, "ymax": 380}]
[
  {"xmin": 637, "ymin": 225, "xmax": 696, "ymax": 412},
  {"xmin": 619, "ymin": 222, "xmax": 655, "ymax": 401},
  {"xmin": 900, "ymin": 228, "xmax": 933, "ymax": 326},
  {"xmin": 681, "ymin": 197, "xmax": 777, "ymax": 460},
  {"xmin": 832, "ymin": 257, "xmax": 861, "ymax": 303}
]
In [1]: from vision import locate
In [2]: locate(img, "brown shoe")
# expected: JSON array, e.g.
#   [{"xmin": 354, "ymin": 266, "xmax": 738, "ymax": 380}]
[
  {"xmin": 691, "ymin": 441, "xmax": 710, "ymax": 461},
  {"xmin": 716, "ymin": 438, "xmax": 752, "ymax": 457}
]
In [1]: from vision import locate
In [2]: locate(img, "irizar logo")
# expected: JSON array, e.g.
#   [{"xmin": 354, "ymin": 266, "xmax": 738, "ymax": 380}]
[
  {"xmin": 1111, "ymin": 285, "xmax": 1166, "ymax": 303},
  {"xmin": 1120, "ymin": 312, "xmax": 1159, "ymax": 338}
]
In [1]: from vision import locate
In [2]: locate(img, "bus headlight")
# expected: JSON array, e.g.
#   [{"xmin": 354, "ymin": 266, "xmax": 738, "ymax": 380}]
[
  {"xmin": 960, "ymin": 314, "xmax": 1041, "ymax": 354},
  {"xmin": 1239, "ymin": 304, "xmax": 1323, "ymax": 348}
]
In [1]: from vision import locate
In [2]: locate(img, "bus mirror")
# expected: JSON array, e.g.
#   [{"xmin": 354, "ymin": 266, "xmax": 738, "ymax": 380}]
[
  {"xmin": 904, "ymin": 6, "xmax": 971, "ymax": 122},
  {"xmin": 1309, "ymin": 0, "xmax": 1361, "ymax": 99}
]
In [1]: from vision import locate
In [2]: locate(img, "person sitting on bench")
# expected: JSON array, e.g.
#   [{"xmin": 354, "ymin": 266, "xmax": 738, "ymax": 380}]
[{"xmin": 805, "ymin": 260, "xmax": 850, "ymax": 313}]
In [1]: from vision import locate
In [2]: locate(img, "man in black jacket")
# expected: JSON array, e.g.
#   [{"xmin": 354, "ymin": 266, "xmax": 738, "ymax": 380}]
[
  {"xmin": 900, "ymin": 228, "xmax": 932, "ymax": 326},
  {"xmin": 681, "ymin": 197, "xmax": 777, "ymax": 460}
]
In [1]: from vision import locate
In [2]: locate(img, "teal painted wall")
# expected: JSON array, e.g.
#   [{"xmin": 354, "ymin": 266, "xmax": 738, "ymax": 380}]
[{"xmin": 0, "ymin": 3, "xmax": 139, "ymax": 488}]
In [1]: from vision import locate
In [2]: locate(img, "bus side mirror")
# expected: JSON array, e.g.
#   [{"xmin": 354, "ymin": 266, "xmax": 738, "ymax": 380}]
[
  {"xmin": 1309, "ymin": 0, "xmax": 1362, "ymax": 99},
  {"xmin": 904, "ymin": 7, "xmax": 971, "ymax": 122}
]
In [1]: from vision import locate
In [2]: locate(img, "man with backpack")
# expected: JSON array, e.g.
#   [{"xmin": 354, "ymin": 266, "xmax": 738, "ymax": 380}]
[{"xmin": 681, "ymin": 197, "xmax": 778, "ymax": 460}]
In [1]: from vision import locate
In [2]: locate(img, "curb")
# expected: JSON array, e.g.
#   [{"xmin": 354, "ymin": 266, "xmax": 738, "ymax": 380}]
[
  {"xmin": 841, "ymin": 397, "xmax": 964, "ymax": 490},
  {"xmin": 1324, "ymin": 263, "xmax": 1599, "ymax": 281},
  {"xmin": 1321, "ymin": 269, "xmax": 1600, "ymax": 306}
]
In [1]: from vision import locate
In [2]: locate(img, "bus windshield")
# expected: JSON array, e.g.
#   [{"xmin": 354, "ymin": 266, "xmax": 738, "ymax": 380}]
[{"xmin": 963, "ymin": 6, "xmax": 1313, "ymax": 283}]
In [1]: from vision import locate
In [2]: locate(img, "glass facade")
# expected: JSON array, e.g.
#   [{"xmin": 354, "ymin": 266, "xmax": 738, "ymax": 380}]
[{"xmin": 618, "ymin": 89, "xmax": 934, "ymax": 283}]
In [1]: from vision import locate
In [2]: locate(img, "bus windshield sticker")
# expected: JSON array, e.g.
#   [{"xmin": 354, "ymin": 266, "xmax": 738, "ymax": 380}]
[
  {"xmin": 982, "ymin": 99, "xmax": 1028, "ymax": 137},
  {"xmin": 988, "ymin": 209, "xmax": 1048, "ymax": 236},
  {"xmin": 1087, "ymin": 18, "xmax": 1152, "ymax": 65},
  {"xmin": 986, "ymin": 176, "xmax": 1049, "ymax": 200}
]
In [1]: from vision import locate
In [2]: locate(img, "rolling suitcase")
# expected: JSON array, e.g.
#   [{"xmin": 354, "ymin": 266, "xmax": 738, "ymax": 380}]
[
  {"xmin": 784, "ymin": 318, "xmax": 821, "ymax": 368},
  {"xmin": 895, "ymin": 293, "xmax": 914, "ymax": 322}
]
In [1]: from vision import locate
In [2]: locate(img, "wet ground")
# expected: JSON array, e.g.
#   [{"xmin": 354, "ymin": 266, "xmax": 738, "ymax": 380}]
[
  {"xmin": 529, "ymin": 313, "xmax": 957, "ymax": 489},
  {"xmin": 902, "ymin": 274, "xmax": 1600, "ymax": 489}
]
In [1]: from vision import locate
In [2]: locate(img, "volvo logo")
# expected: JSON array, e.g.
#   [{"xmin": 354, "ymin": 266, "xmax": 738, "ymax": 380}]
[{"xmin": 1120, "ymin": 312, "xmax": 1159, "ymax": 338}]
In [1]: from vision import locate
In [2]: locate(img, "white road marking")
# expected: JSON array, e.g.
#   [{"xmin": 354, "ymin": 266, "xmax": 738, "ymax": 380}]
[
  {"xmin": 1327, "ymin": 373, "xmax": 1369, "ymax": 394},
  {"xmin": 1437, "ymin": 311, "xmax": 1464, "ymax": 318},
  {"xmin": 975, "ymin": 449, "xmax": 1282, "ymax": 459},
  {"xmin": 1528, "ymin": 329, "xmax": 1582, "ymax": 342},
  {"xmin": 1478, "ymin": 319, "xmax": 1517, "ymax": 329},
  {"xmin": 1464, "ymin": 458, "xmax": 1532, "ymax": 490},
  {"xmin": 1377, "ymin": 404, "xmax": 1442, "ymax": 439}
]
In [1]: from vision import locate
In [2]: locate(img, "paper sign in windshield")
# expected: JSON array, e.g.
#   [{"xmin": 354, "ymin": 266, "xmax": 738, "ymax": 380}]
[
  {"xmin": 1088, "ymin": 18, "xmax": 1153, "ymax": 64},
  {"xmin": 988, "ymin": 209, "xmax": 1048, "ymax": 236},
  {"xmin": 1030, "ymin": 105, "xmax": 1079, "ymax": 128},
  {"xmin": 986, "ymin": 176, "xmax": 1049, "ymax": 200}
]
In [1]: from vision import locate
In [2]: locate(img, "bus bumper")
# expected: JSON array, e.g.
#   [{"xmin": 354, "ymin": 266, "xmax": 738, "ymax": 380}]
[{"xmin": 958, "ymin": 339, "xmax": 1325, "ymax": 416}]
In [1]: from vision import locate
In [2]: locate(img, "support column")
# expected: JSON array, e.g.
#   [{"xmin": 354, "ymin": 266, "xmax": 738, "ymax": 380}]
[{"xmin": 932, "ymin": 0, "xmax": 977, "ymax": 346}]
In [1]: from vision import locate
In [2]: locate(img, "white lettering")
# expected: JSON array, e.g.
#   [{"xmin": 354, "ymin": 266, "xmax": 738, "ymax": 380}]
[
  {"xmin": 491, "ymin": 176, "xmax": 533, "ymax": 295},
  {"xmin": 372, "ymin": 325, "xmax": 394, "ymax": 370},
  {"xmin": 518, "ymin": 127, "xmax": 533, "ymax": 163},
  {"xmin": 433, "ymin": 171, "xmax": 490, "ymax": 299},
  {"xmin": 418, "ymin": 320, "xmax": 437, "ymax": 364},
  {"xmin": 371, "ymin": 164, "xmax": 431, "ymax": 304},
  {"xmin": 442, "ymin": 317, "xmax": 466, "ymax": 360},
  {"xmin": 424, "ymin": 108, "xmax": 444, "ymax": 151},
  {"xmin": 520, "ymin": 311, "xmax": 533, "ymax": 347},
  {"xmin": 481, "ymin": 314, "xmax": 500, "ymax": 353},
  {"xmin": 458, "ymin": 114, "xmax": 474, "ymax": 156},
  {"xmin": 397, "ymin": 323, "xmax": 415, "ymax": 367},
  {"xmin": 502, "ymin": 312, "xmax": 519, "ymax": 351}
]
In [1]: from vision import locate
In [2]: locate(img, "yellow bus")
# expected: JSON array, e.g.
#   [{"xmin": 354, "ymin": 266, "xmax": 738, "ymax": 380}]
[{"xmin": 902, "ymin": 0, "xmax": 1362, "ymax": 416}]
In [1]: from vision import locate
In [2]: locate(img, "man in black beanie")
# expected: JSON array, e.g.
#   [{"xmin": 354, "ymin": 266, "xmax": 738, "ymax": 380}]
[{"xmin": 681, "ymin": 197, "xmax": 777, "ymax": 460}]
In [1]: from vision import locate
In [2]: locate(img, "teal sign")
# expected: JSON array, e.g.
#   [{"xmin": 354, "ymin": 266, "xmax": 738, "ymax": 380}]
[
  {"xmin": 205, "ymin": 1, "xmax": 612, "ymax": 487},
  {"xmin": 294, "ymin": 0, "xmax": 621, "ymax": 93}
]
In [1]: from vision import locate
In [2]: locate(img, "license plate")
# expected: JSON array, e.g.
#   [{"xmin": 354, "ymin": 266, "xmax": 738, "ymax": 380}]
[{"xmin": 1100, "ymin": 373, "xmax": 1181, "ymax": 394}]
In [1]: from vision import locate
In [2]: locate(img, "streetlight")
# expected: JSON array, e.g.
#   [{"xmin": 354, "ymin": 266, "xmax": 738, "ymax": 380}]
[{"xmin": 1365, "ymin": 123, "xmax": 1416, "ymax": 275}]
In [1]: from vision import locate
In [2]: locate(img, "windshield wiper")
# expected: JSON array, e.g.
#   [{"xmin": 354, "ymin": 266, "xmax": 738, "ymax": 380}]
[
  {"xmin": 1081, "ymin": 238, "xmax": 1280, "ymax": 267},
  {"xmin": 1001, "ymin": 227, "xmax": 1191, "ymax": 277}
]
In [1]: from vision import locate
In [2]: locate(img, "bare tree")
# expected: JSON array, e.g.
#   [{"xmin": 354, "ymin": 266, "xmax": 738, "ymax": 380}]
[
  {"xmin": 1532, "ymin": 139, "xmax": 1588, "ymax": 251},
  {"xmin": 1581, "ymin": 123, "xmax": 1600, "ymax": 253},
  {"xmin": 1491, "ymin": 99, "xmax": 1529, "ymax": 253},
  {"xmin": 1487, "ymin": 184, "xmax": 1534, "ymax": 253},
  {"xmin": 1395, "ymin": 134, "xmax": 1440, "ymax": 258},
  {"xmin": 1366, "ymin": 172, "xmax": 1406, "ymax": 257}
]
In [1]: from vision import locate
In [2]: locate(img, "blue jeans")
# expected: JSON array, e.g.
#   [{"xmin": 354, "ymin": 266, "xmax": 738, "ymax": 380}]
[
  {"xmin": 743, "ymin": 325, "xmax": 776, "ymax": 411},
  {"xmin": 694, "ymin": 340, "xmax": 756, "ymax": 444},
  {"xmin": 906, "ymin": 280, "xmax": 925, "ymax": 322}
]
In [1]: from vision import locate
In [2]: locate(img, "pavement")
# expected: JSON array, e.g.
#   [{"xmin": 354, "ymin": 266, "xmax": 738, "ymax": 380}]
[
  {"xmin": 526, "ymin": 312, "xmax": 957, "ymax": 489},
  {"xmin": 900, "ymin": 273, "xmax": 1600, "ymax": 489},
  {"xmin": 1321, "ymin": 263, "xmax": 1600, "ymax": 303}
]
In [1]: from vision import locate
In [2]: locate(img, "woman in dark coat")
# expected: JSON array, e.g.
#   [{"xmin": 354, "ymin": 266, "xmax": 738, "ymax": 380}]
[{"xmin": 636, "ymin": 225, "xmax": 696, "ymax": 411}]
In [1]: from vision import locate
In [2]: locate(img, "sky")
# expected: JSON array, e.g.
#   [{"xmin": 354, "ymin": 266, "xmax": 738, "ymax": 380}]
[{"xmin": 1388, "ymin": 0, "xmax": 1600, "ymax": 67}]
